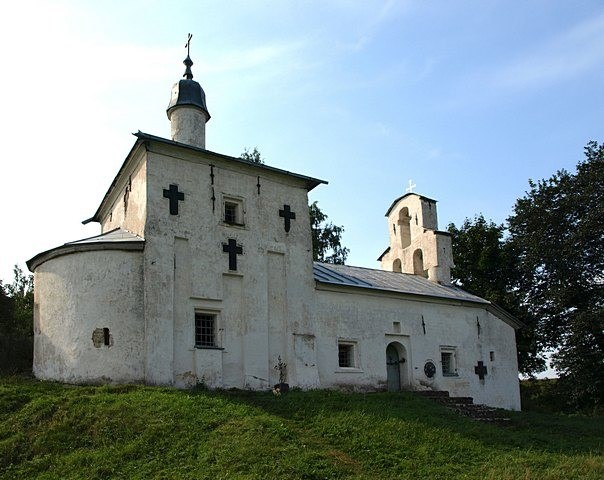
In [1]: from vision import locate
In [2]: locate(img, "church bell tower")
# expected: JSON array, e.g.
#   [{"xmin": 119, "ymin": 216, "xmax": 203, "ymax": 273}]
[
  {"xmin": 166, "ymin": 34, "xmax": 211, "ymax": 148},
  {"xmin": 378, "ymin": 192, "xmax": 454, "ymax": 284}
]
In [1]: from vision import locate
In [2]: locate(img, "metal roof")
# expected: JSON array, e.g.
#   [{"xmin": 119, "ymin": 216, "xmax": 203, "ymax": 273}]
[
  {"xmin": 384, "ymin": 192, "xmax": 437, "ymax": 217},
  {"xmin": 27, "ymin": 228, "xmax": 144, "ymax": 272},
  {"xmin": 67, "ymin": 228, "xmax": 144, "ymax": 245},
  {"xmin": 313, "ymin": 262, "xmax": 489, "ymax": 305}
]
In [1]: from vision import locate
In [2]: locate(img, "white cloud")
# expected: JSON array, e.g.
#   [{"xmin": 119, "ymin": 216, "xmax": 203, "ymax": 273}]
[{"xmin": 493, "ymin": 12, "xmax": 604, "ymax": 90}]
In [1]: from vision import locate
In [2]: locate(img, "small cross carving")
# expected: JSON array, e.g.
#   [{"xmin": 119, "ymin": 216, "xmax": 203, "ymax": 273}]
[
  {"xmin": 222, "ymin": 239, "xmax": 243, "ymax": 271},
  {"xmin": 279, "ymin": 204, "xmax": 296, "ymax": 233},
  {"xmin": 163, "ymin": 184, "xmax": 185, "ymax": 215},
  {"xmin": 405, "ymin": 179, "xmax": 417, "ymax": 193},
  {"xmin": 474, "ymin": 361, "xmax": 488, "ymax": 380}
]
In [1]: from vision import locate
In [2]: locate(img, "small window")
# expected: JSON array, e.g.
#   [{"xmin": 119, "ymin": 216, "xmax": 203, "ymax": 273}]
[
  {"xmin": 195, "ymin": 313, "xmax": 217, "ymax": 348},
  {"xmin": 224, "ymin": 202, "xmax": 238, "ymax": 224},
  {"xmin": 393, "ymin": 321, "xmax": 401, "ymax": 333},
  {"xmin": 338, "ymin": 342, "xmax": 357, "ymax": 368},
  {"xmin": 440, "ymin": 347, "xmax": 457, "ymax": 376},
  {"xmin": 490, "ymin": 351, "xmax": 495, "ymax": 361}
]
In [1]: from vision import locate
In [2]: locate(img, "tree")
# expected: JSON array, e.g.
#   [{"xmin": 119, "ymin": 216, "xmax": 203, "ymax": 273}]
[
  {"xmin": 240, "ymin": 147, "xmax": 264, "ymax": 164},
  {"xmin": 5, "ymin": 265, "xmax": 34, "ymax": 338},
  {"xmin": 1, "ymin": 265, "xmax": 34, "ymax": 374},
  {"xmin": 447, "ymin": 216, "xmax": 545, "ymax": 376},
  {"xmin": 508, "ymin": 141, "xmax": 604, "ymax": 411},
  {"xmin": 309, "ymin": 201, "xmax": 349, "ymax": 264}
]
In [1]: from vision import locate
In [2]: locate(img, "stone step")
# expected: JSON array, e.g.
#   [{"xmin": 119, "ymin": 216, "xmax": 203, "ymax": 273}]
[{"xmin": 415, "ymin": 390, "xmax": 511, "ymax": 424}]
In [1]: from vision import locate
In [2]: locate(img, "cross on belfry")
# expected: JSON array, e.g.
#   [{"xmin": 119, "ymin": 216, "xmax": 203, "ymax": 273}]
[
  {"xmin": 405, "ymin": 179, "xmax": 417, "ymax": 193},
  {"xmin": 279, "ymin": 204, "xmax": 296, "ymax": 232},
  {"xmin": 163, "ymin": 184, "xmax": 185, "ymax": 215},
  {"xmin": 474, "ymin": 361, "xmax": 488, "ymax": 380},
  {"xmin": 222, "ymin": 239, "xmax": 243, "ymax": 271}
]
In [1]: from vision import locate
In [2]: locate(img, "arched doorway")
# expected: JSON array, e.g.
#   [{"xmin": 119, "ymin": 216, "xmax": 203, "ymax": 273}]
[{"xmin": 386, "ymin": 342, "xmax": 408, "ymax": 391}]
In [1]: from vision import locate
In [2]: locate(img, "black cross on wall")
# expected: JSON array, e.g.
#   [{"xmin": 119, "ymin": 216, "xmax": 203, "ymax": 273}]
[
  {"xmin": 163, "ymin": 184, "xmax": 185, "ymax": 215},
  {"xmin": 222, "ymin": 239, "xmax": 243, "ymax": 271},
  {"xmin": 279, "ymin": 204, "xmax": 296, "ymax": 233},
  {"xmin": 474, "ymin": 361, "xmax": 488, "ymax": 380}
]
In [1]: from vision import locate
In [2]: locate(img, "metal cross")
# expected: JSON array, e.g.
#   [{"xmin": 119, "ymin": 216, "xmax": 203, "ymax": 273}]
[
  {"xmin": 279, "ymin": 204, "xmax": 296, "ymax": 232},
  {"xmin": 405, "ymin": 179, "xmax": 417, "ymax": 193},
  {"xmin": 222, "ymin": 239, "xmax": 243, "ymax": 271},
  {"xmin": 163, "ymin": 184, "xmax": 185, "ymax": 215},
  {"xmin": 474, "ymin": 361, "xmax": 488, "ymax": 380},
  {"xmin": 185, "ymin": 33, "xmax": 192, "ymax": 56}
]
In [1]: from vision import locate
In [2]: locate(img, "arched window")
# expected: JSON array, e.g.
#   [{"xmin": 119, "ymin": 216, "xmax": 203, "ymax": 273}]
[
  {"xmin": 393, "ymin": 258, "xmax": 402, "ymax": 273},
  {"xmin": 398, "ymin": 207, "xmax": 411, "ymax": 248},
  {"xmin": 413, "ymin": 249, "xmax": 427, "ymax": 277}
]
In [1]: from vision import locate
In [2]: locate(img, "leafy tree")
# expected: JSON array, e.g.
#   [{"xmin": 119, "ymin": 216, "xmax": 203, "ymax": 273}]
[
  {"xmin": 447, "ymin": 216, "xmax": 545, "ymax": 376},
  {"xmin": 0, "ymin": 282, "xmax": 14, "ymax": 334},
  {"xmin": 240, "ymin": 147, "xmax": 264, "ymax": 164},
  {"xmin": 5, "ymin": 265, "xmax": 34, "ymax": 338},
  {"xmin": 1, "ymin": 266, "xmax": 34, "ymax": 374},
  {"xmin": 309, "ymin": 201, "xmax": 349, "ymax": 264},
  {"xmin": 508, "ymin": 141, "xmax": 604, "ymax": 411}
]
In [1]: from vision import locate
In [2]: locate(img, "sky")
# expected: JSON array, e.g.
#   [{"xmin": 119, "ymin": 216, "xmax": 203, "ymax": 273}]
[{"xmin": 1, "ymin": 0, "xmax": 603, "ymax": 286}]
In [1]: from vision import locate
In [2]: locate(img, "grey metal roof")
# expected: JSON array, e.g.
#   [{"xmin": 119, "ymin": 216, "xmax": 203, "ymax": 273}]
[
  {"xmin": 67, "ymin": 228, "xmax": 144, "ymax": 245},
  {"xmin": 384, "ymin": 192, "xmax": 437, "ymax": 216},
  {"xmin": 313, "ymin": 262, "xmax": 489, "ymax": 305},
  {"xmin": 27, "ymin": 228, "xmax": 144, "ymax": 272}
]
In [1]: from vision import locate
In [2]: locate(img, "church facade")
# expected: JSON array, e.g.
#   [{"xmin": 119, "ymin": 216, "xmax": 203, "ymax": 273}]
[{"xmin": 27, "ymin": 51, "xmax": 522, "ymax": 410}]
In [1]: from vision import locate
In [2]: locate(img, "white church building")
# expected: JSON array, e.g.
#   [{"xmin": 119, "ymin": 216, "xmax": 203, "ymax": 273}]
[{"xmin": 27, "ymin": 48, "xmax": 522, "ymax": 410}]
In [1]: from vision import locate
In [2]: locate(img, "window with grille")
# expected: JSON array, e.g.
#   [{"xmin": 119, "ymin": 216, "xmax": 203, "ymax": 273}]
[
  {"xmin": 338, "ymin": 342, "xmax": 355, "ymax": 368},
  {"xmin": 224, "ymin": 202, "xmax": 238, "ymax": 224},
  {"xmin": 440, "ymin": 347, "xmax": 457, "ymax": 376},
  {"xmin": 195, "ymin": 313, "xmax": 216, "ymax": 348}
]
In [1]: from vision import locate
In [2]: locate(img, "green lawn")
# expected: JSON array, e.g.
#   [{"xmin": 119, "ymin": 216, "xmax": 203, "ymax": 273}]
[{"xmin": 0, "ymin": 376, "xmax": 602, "ymax": 479}]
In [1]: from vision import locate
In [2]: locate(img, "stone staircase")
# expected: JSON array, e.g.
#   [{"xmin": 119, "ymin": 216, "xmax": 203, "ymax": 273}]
[{"xmin": 415, "ymin": 390, "xmax": 511, "ymax": 424}]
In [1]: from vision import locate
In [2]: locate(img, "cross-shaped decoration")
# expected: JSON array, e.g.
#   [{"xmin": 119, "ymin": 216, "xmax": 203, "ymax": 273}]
[
  {"xmin": 474, "ymin": 361, "xmax": 488, "ymax": 380},
  {"xmin": 163, "ymin": 184, "xmax": 185, "ymax": 215},
  {"xmin": 222, "ymin": 238, "xmax": 243, "ymax": 271},
  {"xmin": 405, "ymin": 179, "xmax": 417, "ymax": 193},
  {"xmin": 279, "ymin": 204, "xmax": 296, "ymax": 233}
]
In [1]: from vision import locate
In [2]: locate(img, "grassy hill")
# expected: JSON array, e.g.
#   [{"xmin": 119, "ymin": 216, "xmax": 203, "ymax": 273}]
[{"xmin": 1, "ymin": 377, "xmax": 602, "ymax": 479}]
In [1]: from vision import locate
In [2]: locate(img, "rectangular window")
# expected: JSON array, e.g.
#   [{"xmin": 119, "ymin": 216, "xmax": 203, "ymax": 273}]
[
  {"xmin": 440, "ymin": 347, "xmax": 457, "ymax": 376},
  {"xmin": 195, "ymin": 313, "xmax": 216, "ymax": 348},
  {"xmin": 490, "ymin": 351, "xmax": 495, "ymax": 361},
  {"xmin": 224, "ymin": 202, "xmax": 238, "ymax": 224},
  {"xmin": 338, "ymin": 342, "xmax": 356, "ymax": 368}
]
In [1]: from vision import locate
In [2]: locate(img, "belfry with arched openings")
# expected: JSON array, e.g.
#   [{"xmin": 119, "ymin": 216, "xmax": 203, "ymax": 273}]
[{"xmin": 378, "ymin": 193, "xmax": 454, "ymax": 284}]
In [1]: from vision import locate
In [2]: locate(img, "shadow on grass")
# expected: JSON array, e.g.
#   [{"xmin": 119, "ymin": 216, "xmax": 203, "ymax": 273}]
[{"xmin": 201, "ymin": 388, "xmax": 603, "ymax": 457}]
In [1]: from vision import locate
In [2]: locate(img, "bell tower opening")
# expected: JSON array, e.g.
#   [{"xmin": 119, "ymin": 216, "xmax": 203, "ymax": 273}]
[
  {"xmin": 398, "ymin": 207, "xmax": 411, "ymax": 248},
  {"xmin": 413, "ymin": 249, "xmax": 427, "ymax": 277},
  {"xmin": 393, "ymin": 258, "xmax": 402, "ymax": 273}
]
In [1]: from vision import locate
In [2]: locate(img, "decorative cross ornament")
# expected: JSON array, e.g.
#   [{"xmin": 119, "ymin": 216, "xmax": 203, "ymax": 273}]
[
  {"xmin": 279, "ymin": 204, "xmax": 296, "ymax": 232},
  {"xmin": 474, "ymin": 361, "xmax": 488, "ymax": 380},
  {"xmin": 222, "ymin": 239, "xmax": 243, "ymax": 271},
  {"xmin": 163, "ymin": 184, "xmax": 185, "ymax": 215},
  {"xmin": 405, "ymin": 179, "xmax": 417, "ymax": 193}
]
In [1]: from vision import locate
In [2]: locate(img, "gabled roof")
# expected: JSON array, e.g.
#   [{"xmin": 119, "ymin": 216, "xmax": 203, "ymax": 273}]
[
  {"xmin": 27, "ymin": 228, "xmax": 144, "ymax": 272},
  {"xmin": 314, "ymin": 262, "xmax": 487, "ymax": 304},
  {"xmin": 313, "ymin": 262, "xmax": 524, "ymax": 329},
  {"xmin": 384, "ymin": 192, "xmax": 437, "ymax": 217},
  {"xmin": 84, "ymin": 132, "xmax": 327, "ymax": 224}
]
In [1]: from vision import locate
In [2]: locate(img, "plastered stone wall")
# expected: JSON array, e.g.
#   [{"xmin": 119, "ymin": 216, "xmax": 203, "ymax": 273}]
[
  {"xmin": 100, "ymin": 150, "xmax": 147, "ymax": 237},
  {"xmin": 33, "ymin": 249, "xmax": 144, "ymax": 384},
  {"xmin": 142, "ymin": 143, "xmax": 317, "ymax": 389},
  {"xmin": 169, "ymin": 106, "xmax": 208, "ymax": 149},
  {"xmin": 314, "ymin": 286, "xmax": 520, "ymax": 410}
]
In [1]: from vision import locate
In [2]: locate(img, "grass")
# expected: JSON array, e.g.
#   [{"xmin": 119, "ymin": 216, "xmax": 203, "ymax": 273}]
[{"xmin": 0, "ymin": 376, "xmax": 602, "ymax": 479}]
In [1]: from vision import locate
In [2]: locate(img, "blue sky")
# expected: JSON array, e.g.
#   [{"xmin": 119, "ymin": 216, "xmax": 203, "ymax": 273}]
[{"xmin": 1, "ymin": 0, "xmax": 603, "ymax": 285}]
